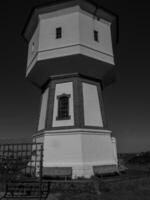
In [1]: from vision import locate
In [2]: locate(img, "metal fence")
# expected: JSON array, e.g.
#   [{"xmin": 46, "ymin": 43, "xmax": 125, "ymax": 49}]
[
  {"xmin": 0, "ymin": 143, "xmax": 49, "ymax": 199},
  {"xmin": 0, "ymin": 143, "xmax": 43, "ymax": 181}
]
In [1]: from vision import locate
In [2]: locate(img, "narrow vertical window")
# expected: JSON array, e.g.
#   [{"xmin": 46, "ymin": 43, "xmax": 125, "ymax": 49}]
[
  {"xmin": 31, "ymin": 42, "xmax": 35, "ymax": 53},
  {"xmin": 56, "ymin": 94, "xmax": 71, "ymax": 120},
  {"xmin": 94, "ymin": 30, "xmax": 99, "ymax": 42},
  {"xmin": 56, "ymin": 27, "xmax": 62, "ymax": 39}
]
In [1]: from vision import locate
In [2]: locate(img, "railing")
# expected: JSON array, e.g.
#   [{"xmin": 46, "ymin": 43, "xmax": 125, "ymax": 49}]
[
  {"xmin": 0, "ymin": 143, "xmax": 50, "ymax": 199},
  {"xmin": 3, "ymin": 181, "xmax": 50, "ymax": 199}
]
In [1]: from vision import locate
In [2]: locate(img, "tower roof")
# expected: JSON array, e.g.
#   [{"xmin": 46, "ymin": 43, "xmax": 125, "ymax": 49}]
[{"xmin": 22, "ymin": 0, "xmax": 118, "ymax": 44}]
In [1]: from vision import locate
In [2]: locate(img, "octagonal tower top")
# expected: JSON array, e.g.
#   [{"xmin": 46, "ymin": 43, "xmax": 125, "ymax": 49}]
[
  {"xmin": 23, "ymin": 0, "xmax": 118, "ymax": 43},
  {"xmin": 22, "ymin": 0, "xmax": 118, "ymax": 88}
]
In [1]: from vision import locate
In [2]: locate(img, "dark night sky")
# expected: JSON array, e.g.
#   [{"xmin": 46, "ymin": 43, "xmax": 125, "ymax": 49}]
[{"xmin": 0, "ymin": 0, "xmax": 150, "ymax": 153}]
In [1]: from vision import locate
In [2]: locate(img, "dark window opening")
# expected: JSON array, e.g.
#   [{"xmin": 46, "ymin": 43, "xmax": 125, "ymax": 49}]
[
  {"xmin": 56, "ymin": 27, "xmax": 62, "ymax": 39},
  {"xmin": 56, "ymin": 94, "xmax": 71, "ymax": 120},
  {"xmin": 94, "ymin": 30, "xmax": 99, "ymax": 42}
]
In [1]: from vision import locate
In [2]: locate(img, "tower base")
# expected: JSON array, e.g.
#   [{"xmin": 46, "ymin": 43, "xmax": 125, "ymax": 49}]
[{"xmin": 33, "ymin": 129, "xmax": 118, "ymax": 179}]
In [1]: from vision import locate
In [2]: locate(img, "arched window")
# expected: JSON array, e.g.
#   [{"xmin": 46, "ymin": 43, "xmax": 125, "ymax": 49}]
[{"xmin": 56, "ymin": 94, "xmax": 71, "ymax": 120}]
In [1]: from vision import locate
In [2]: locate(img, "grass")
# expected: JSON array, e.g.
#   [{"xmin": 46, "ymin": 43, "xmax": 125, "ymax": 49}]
[
  {"xmin": 46, "ymin": 166, "xmax": 150, "ymax": 200},
  {"xmin": 1, "ymin": 178, "xmax": 150, "ymax": 200},
  {"xmin": 46, "ymin": 177, "xmax": 150, "ymax": 200},
  {"xmin": 100, "ymin": 177, "xmax": 150, "ymax": 200}
]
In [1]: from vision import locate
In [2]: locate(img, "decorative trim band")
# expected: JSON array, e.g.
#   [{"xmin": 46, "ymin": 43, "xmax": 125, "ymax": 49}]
[
  {"xmin": 43, "ymin": 161, "xmax": 117, "ymax": 168},
  {"xmin": 32, "ymin": 128, "xmax": 112, "ymax": 137},
  {"xmin": 27, "ymin": 43, "xmax": 114, "ymax": 71}
]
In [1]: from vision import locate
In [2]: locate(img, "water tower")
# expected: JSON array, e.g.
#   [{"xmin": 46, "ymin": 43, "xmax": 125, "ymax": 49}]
[{"xmin": 23, "ymin": 0, "xmax": 118, "ymax": 178}]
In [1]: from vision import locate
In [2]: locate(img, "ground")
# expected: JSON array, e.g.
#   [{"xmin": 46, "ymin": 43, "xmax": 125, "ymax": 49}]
[
  {"xmin": 46, "ymin": 176, "xmax": 150, "ymax": 200},
  {"xmin": 46, "ymin": 163, "xmax": 150, "ymax": 200},
  {"xmin": 0, "ymin": 163, "xmax": 150, "ymax": 200}
]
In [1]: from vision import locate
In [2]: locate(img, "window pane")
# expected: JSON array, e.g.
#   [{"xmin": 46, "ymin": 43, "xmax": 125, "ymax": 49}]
[
  {"xmin": 56, "ymin": 27, "xmax": 62, "ymax": 39},
  {"xmin": 94, "ymin": 30, "xmax": 99, "ymax": 42},
  {"xmin": 57, "ymin": 95, "xmax": 70, "ymax": 120}
]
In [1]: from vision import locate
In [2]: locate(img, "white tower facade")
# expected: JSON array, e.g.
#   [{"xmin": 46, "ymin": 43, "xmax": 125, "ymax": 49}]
[{"xmin": 23, "ymin": 0, "xmax": 118, "ymax": 178}]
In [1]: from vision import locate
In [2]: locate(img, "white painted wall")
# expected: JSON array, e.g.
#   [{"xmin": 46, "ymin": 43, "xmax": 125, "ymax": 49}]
[
  {"xmin": 82, "ymin": 83, "xmax": 103, "ymax": 127},
  {"xmin": 43, "ymin": 133, "xmax": 82, "ymax": 166},
  {"xmin": 82, "ymin": 134, "xmax": 117, "ymax": 165},
  {"xmin": 112, "ymin": 137, "xmax": 118, "ymax": 164},
  {"xmin": 39, "ymin": 129, "xmax": 117, "ymax": 178},
  {"xmin": 52, "ymin": 82, "xmax": 74, "ymax": 127},
  {"xmin": 37, "ymin": 7, "xmax": 113, "ymax": 56},
  {"xmin": 38, "ymin": 12, "xmax": 79, "ymax": 51},
  {"xmin": 79, "ymin": 10, "xmax": 113, "ymax": 56},
  {"xmin": 27, "ymin": 24, "xmax": 40, "ymax": 67},
  {"xmin": 38, "ymin": 88, "xmax": 49, "ymax": 131}
]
